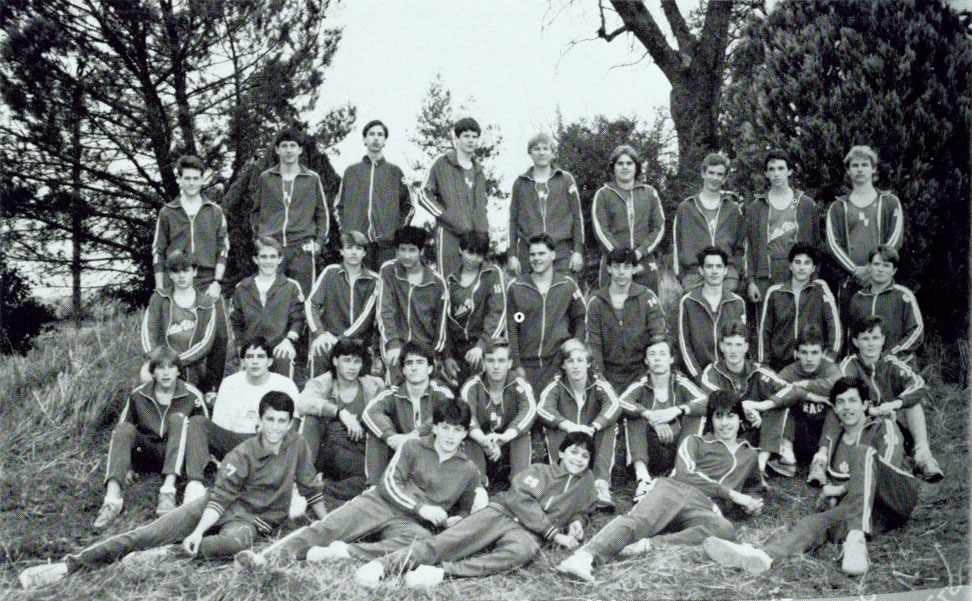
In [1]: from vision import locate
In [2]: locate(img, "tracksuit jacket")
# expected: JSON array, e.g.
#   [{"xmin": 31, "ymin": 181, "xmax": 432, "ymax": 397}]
[
  {"xmin": 822, "ymin": 417, "xmax": 908, "ymax": 481},
  {"xmin": 839, "ymin": 354, "xmax": 926, "ymax": 410},
  {"xmin": 537, "ymin": 374, "xmax": 621, "ymax": 432},
  {"xmin": 206, "ymin": 430, "xmax": 324, "ymax": 534},
  {"xmin": 490, "ymin": 462, "xmax": 596, "ymax": 541},
  {"xmin": 744, "ymin": 191, "xmax": 821, "ymax": 284},
  {"xmin": 378, "ymin": 435, "xmax": 480, "ymax": 518},
  {"xmin": 777, "ymin": 357, "xmax": 842, "ymax": 418},
  {"xmin": 140, "ymin": 289, "xmax": 217, "ymax": 368},
  {"xmin": 673, "ymin": 193, "xmax": 745, "ymax": 277},
  {"xmin": 591, "ymin": 183, "xmax": 665, "ymax": 257},
  {"xmin": 251, "ymin": 164, "xmax": 329, "ymax": 248},
  {"xmin": 825, "ymin": 191, "xmax": 905, "ymax": 274},
  {"xmin": 619, "ymin": 372, "xmax": 709, "ymax": 422},
  {"xmin": 335, "ymin": 155, "xmax": 414, "ymax": 244},
  {"xmin": 305, "ymin": 263, "xmax": 379, "ymax": 339},
  {"xmin": 586, "ymin": 283, "xmax": 667, "ymax": 375},
  {"xmin": 446, "ymin": 263, "xmax": 507, "ymax": 354},
  {"xmin": 676, "ymin": 288, "xmax": 747, "ymax": 379},
  {"xmin": 758, "ymin": 279, "xmax": 841, "ymax": 370},
  {"xmin": 509, "ymin": 167, "xmax": 585, "ymax": 254},
  {"xmin": 377, "ymin": 260, "xmax": 448, "ymax": 354},
  {"xmin": 847, "ymin": 282, "xmax": 923, "ymax": 359},
  {"xmin": 506, "ymin": 273, "xmax": 586, "ymax": 368},
  {"xmin": 461, "ymin": 373, "xmax": 537, "ymax": 437},
  {"xmin": 673, "ymin": 434, "xmax": 761, "ymax": 514},
  {"xmin": 297, "ymin": 373, "xmax": 384, "ymax": 420},
  {"xmin": 152, "ymin": 197, "xmax": 229, "ymax": 279},
  {"xmin": 229, "ymin": 275, "xmax": 305, "ymax": 350},
  {"xmin": 117, "ymin": 380, "xmax": 207, "ymax": 440},
  {"xmin": 416, "ymin": 150, "xmax": 489, "ymax": 237},
  {"xmin": 362, "ymin": 381, "xmax": 456, "ymax": 441}
]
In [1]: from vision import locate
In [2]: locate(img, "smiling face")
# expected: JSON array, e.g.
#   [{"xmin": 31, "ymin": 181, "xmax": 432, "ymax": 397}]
[
  {"xmin": 702, "ymin": 164, "xmax": 727, "ymax": 193},
  {"xmin": 177, "ymin": 167, "xmax": 203, "ymax": 198},
  {"xmin": 432, "ymin": 421, "xmax": 468, "ymax": 455},
  {"xmin": 253, "ymin": 246, "xmax": 283, "ymax": 277},
  {"xmin": 275, "ymin": 140, "xmax": 302, "ymax": 166},
  {"xmin": 258, "ymin": 406, "xmax": 292, "ymax": 446},
  {"xmin": 834, "ymin": 387, "xmax": 868, "ymax": 428},
  {"xmin": 607, "ymin": 260, "xmax": 634, "ymax": 288},
  {"xmin": 559, "ymin": 443, "xmax": 592, "ymax": 475},
  {"xmin": 529, "ymin": 242, "xmax": 554, "ymax": 274},
  {"xmin": 562, "ymin": 348, "xmax": 589, "ymax": 384},
  {"xmin": 460, "ymin": 247, "xmax": 485, "ymax": 271},
  {"xmin": 711, "ymin": 409, "xmax": 741, "ymax": 443},
  {"xmin": 613, "ymin": 153, "xmax": 637, "ymax": 185}
]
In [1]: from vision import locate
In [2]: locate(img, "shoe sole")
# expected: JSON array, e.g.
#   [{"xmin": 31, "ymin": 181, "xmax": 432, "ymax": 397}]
[
  {"xmin": 555, "ymin": 562, "xmax": 594, "ymax": 583},
  {"xmin": 766, "ymin": 461, "xmax": 797, "ymax": 478},
  {"xmin": 703, "ymin": 538, "xmax": 771, "ymax": 575}
]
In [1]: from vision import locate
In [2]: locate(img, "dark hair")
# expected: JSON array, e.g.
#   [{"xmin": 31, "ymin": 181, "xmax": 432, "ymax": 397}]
[
  {"xmin": 259, "ymin": 390, "xmax": 294, "ymax": 419},
  {"xmin": 483, "ymin": 337, "xmax": 511, "ymax": 356},
  {"xmin": 433, "ymin": 399, "xmax": 472, "ymax": 428},
  {"xmin": 362, "ymin": 119, "xmax": 389, "ymax": 138},
  {"xmin": 176, "ymin": 155, "xmax": 204, "ymax": 175},
  {"xmin": 609, "ymin": 144, "xmax": 642, "ymax": 180},
  {"xmin": 240, "ymin": 336, "xmax": 274, "ymax": 359},
  {"xmin": 453, "ymin": 117, "xmax": 481, "ymax": 137},
  {"xmin": 645, "ymin": 336, "xmax": 672, "ymax": 352},
  {"xmin": 273, "ymin": 128, "xmax": 302, "ymax": 147},
  {"xmin": 701, "ymin": 152, "xmax": 730, "ymax": 172},
  {"xmin": 254, "ymin": 235, "xmax": 283, "ymax": 256},
  {"xmin": 459, "ymin": 231, "xmax": 490, "ymax": 256},
  {"xmin": 763, "ymin": 149, "xmax": 790, "ymax": 170},
  {"xmin": 330, "ymin": 337, "xmax": 370, "ymax": 375},
  {"xmin": 394, "ymin": 225, "xmax": 429, "ymax": 249},
  {"xmin": 719, "ymin": 320, "xmax": 749, "ymax": 343},
  {"xmin": 867, "ymin": 244, "xmax": 899, "ymax": 267},
  {"xmin": 704, "ymin": 389, "xmax": 745, "ymax": 431},
  {"xmin": 788, "ymin": 242, "xmax": 817, "ymax": 264},
  {"xmin": 606, "ymin": 247, "xmax": 638, "ymax": 267},
  {"xmin": 559, "ymin": 431, "xmax": 596, "ymax": 457},
  {"xmin": 527, "ymin": 233, "xmax": 556, "ymax": 251},
  {"xmin": 696, "ymin": 246, "xmax": 729, "ymax": 268},
  {"xmin": 829, "ymin": 376, "xmax": 870, "ymax": 406},
  {"xmin": 400, "ymin": 340, "xmax": 435, "ymax": 368},
  {"xmin": 148, "ymin": 345, "xmax": 182, "ymax": 372},
  {"xmin": 795, "ymin": 325, "xmax": 825, "ymax": 350},
  {"xmin": 850, "ymin": 315, "xmax": 885, "ymax": 340},
  {"xmin": 164, "ymin": 249, "xmax": 196, "ymax": 273}
]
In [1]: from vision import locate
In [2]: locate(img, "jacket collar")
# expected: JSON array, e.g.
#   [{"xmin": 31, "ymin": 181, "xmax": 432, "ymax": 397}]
[
  {"xmin": 135, "ymin": 379, "xmax": 191, "ymax": 403},
  {"xmin": 753, "ymin": 189, "xmax": 805, "ymax": 205},
  {"xmin": 711, "ymin": 359, "xmax": 758, "ymax": 381},
  {"xmin": 516, "ymin": 165, "xmax": 567, "ymax": 183},
  {"xmin": 446, "ymin": 262, "xmax": 493, "ymax": 284},
  {"xmin": 474, "ymin": 372, "xmax": 519, "ymax": 397},
  {"xmin": 594, "ymin": 282, "xmax": 648, "ymax": 303},
  {"xmin": 155, "ymin": 287, "xmax": 215, "ymax": 309},
  {"xmin": 392, "ymin": 261, "xmax": 439, "ymax": 286},
  {"xmin": 444, "ymin": 149, "xmax": 483, "ymax": 173},
  {"xmin": 267, "ymin": 164, "xmax": 311, "ymax": 177},
  {"xmin": 686, "ymin": 285, "xmax": 738, "ymax": 309},
  {"xmin": 166, "ymin": 195, "xmax": 219, "ymax": 210},
  {"xmin": 602, "ymin": 181, "xmax": 649, "ymax": 199},
  {"xmin": 254, "ymin": 430, "xmax": 300, "ymax": 459},
  {"xmin": 855, "ymin": 280, "xmax": 896, "ymax": 297},
  {"xmin": 416, "ymin": 433, "xmax": 470, "ymax": 461},
  {"xmin": 338, "ymin": 263, "xmax": 378, "ymax": 282},
  {"xmin": 362, "ymin": 154, "xmax": 385, "ymax": 166},
  {"xmin": 515, "ymin": 270, "xmax": 570, "ymax": 293}
]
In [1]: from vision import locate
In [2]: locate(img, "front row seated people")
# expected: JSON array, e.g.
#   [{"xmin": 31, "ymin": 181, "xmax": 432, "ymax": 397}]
[
  {"xmin": 94, "ymin": 347, "xmax": 208, "ymax": 529},
  {"xmin": 556, "ymin": 390, "xmax": 764, "ymax": 583},
  {"xmin": 703, "ymin": 376, "xmax": 919, "ymax": 577},
  {"xmin": 235, "ymin": 400, "xmax": 485, "ymax": 569},
  {"xmin": 19, "ymin": 392, "xmax": 324, "ymax": 590},
  {"xmin": 538, "ymin": 339, "xmax": 621, "ymax": 509},
  {"xmin": 298, "ymin": 337, "xmax": 384, "ymax": 499},
  {"xmin": 353, "ymin": 431, "xmax": 598, "ymax": 588}
]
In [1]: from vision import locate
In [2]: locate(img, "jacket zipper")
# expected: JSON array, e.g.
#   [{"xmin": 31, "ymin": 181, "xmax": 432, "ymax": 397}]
[{"xmin": 367, "ymin": 162, "xmax": 376, "ymax": 241}]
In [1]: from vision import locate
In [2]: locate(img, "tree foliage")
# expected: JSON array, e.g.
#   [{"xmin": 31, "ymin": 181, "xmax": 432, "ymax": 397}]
[
  {"xmin": 0, "ymin": 263, "xmax": 56, "ymax": 355},
  {"xmin": 724, "ymin": 0, "xmax": 972, "ymax": 338}
]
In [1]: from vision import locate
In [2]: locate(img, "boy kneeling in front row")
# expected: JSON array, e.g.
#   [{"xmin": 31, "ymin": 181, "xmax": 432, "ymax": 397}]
[
  {"xmin": 19, "ymin": 391, "xmax": 325, "ymax": 589},
  {"xmin": 703, "ymin": 376, "xmax": 919, "ymax": 576}
]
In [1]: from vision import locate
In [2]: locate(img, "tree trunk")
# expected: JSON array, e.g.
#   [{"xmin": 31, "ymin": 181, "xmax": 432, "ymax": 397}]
[{"xmin": 69, "ymin": 64, "xmax": 86, "ymax": 327}]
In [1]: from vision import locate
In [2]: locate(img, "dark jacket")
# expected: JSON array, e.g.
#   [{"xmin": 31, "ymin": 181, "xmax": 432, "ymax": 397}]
[
  {"xmin": 335, "ymin": 155, "xmax": 413, "ymax": 244},
  {"xmin": 510, "ymin": 167, "xmax": 584, "ymax": 253},
  {"xmin": 744, "ymin": 191, "xmax": 821, "ymax": 283},
  {"xmin": 586, "ymin": 283, "xmax": 667, "ymax": 373},
  {"xmin": 230, "ymin": 274, "xmax": 305, "ymax": 349}
]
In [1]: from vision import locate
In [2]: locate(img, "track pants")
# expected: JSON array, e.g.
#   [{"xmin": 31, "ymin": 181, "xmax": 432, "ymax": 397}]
[
  {"xmin": 464, "ymin": 434, "xmax": 532, "ymax": 486},
  {"xmin": 184, "ymin": 417, "xmax": 254, "ymax": 482},
  {"xmin": 300, "ymin": 415, "xmax": 367, "ymax": 500},
  {"xmin": 105, "ymin": 416, "xmax": 190, "ymax": 485},
  {"xmin": 624, "ymin": 414, "xmax": 704, "ymax": 476}
]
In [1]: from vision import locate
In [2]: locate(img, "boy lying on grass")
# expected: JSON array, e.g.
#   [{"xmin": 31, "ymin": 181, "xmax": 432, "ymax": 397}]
[{"xmin": 19, "ymin": 391, "xmax": 325, "ymax": 590}]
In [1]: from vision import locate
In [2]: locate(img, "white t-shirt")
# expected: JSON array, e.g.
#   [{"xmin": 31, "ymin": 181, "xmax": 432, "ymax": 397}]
[{"xmin": 210, "ymin": 371, "xmax": 299, "ymax": 433}]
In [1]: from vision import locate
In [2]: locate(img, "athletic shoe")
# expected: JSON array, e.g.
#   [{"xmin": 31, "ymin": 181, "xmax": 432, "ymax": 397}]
[
  {"xmin": 914, "ymin": 451, "xmax": 944, "ymax": 483},
  {"xmin": 234, "ymin": 549, "xmax": 267, "ymax": 572},
  {"xmin": 806, "ymin": 460, "xmax": 827, "ymax": 487},
  {"xmin": 306, "ymin": 541, "xmax": 350, "ymax": 562},
  {"xmin": 594, "ymin": 480, "xmax": 615, "ymax": 510},
  {"xmin": 155, "ymin": 489, "xmax": 177, "ymax": 516},
  {"xmin": 633, "ymin": 478, "xmax": 653, "ymax": 503},
  {"xmin": 619, "ymin": 537, "xmax": 652, "ymax": 557},
  {"xmin": 93, "ymin": 498, "xmax": 123, "ymax": 530},
  {"xmin": 121, "ymin": 545, "xmax": 176, "ymax": 567},
  {"xmin": 182, "ymin": 480, "xmax": 206, "ymax": 504},
  {"xmin": 556, "ymin": 551, "xmax": 594, "ymax": 583},
  {"xmin": 841, "ymin": 530, "xmax": 869, "ymax": 576},
  {"xmin": 404, "ymin": 565, "xmax": 444, "ymax": 588},
  {"xmin": 288, "ymin": 486, "xmax": 307, "ymax": 520},
  {"xmin": 355, "ymin": 560, "xmax": 385, "ymax": 588},
  {"xmin": 18, "ymin": 562, "xmax": 68, "ymax": 589},
  {"xmin": 766, "ymin": 457, "xmax": 797, "ymax": 478},
  {"xmin": 703, "ymin": 537, "xmax": 773, "ymax": 575}
]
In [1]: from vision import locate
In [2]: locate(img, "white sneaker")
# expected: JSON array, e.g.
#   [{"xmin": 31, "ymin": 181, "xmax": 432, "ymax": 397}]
[
  {"xmin": 288, "ymin": 485, "xmax": 308, "ymax": 520},
  {"xmin": 841, "ymin": 530, "xmax": 869, "ymax": 576},
  {"xmin": 234, "ymin": 549, "xmax": 267, "ymax": 572},
  {"xmin": 355, "ymin": 560, "xmax": 385, "ymax": 588},
  {"xmin": 306, "ymin": 540, "xmax": 350, "ymax": 562},
  {"xmin": 404, "ymin": 565, "xmax": 444, "ymax": 588},
  {"xmin": 182, "ymin": 481, "xmax": 206, "ymax": 504},
  {"xmin": 703, "ymin": 537, "xmax": 772, "ymax": 575},
  {"xmin": 121, "ymin": 545, "xmax": 176, "ymax": 567},
  {"xmin": 633, "ymin": 479, "xmax": 653, "ymax": 503},
  {"xmin": 594, "ymin": 479, "xmax": 614, "ymax": 509},
  {"xmin": 619, "ymin": 537, "xmax": 652, "ymax": 557},
  {"xmin": 18, "ymin": 562, "xmax": 68, "ymax": 589},
  {"xmin": 556, "ymin": 551, "xmax": 594, "ymax": 583}
]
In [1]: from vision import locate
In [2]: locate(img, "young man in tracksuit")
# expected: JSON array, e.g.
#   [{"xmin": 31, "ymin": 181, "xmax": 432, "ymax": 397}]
[
  {"xmin": 825, "ymin": 145, "xmax": 905, "ymax": 318},
  {"xmin": 556, "ymin": 390, "xmax": 764, "ymax": 583},
  {"xmin": 334, "ymin": 120, "xmax": 414, "ymax": 270},
  {"xmin": 355, "ymin": 432, "xmax": 597, "ymax": 588},
  {"xmin": 20, "ymin": 392, "xmax": 325, "ymax": 590},
  {"xmin": 676, "ymin": 246, "xmax": 747, "ymax": 381},
  {"xmin": 151, "ymin": 156, "xmax": 229, "ymax": 394},
  {"xmin": 700, "ymin": 320, "xmax": 801, "ymax": 477},
  {"xmin": 443, "ymin": 231, "xmax": 507, "ymax": 388},
  {"xmin": 703, "ymin": 377, "xmax": 919, "ymax": 577},
  {"xmin": 507, "ymin": 233, "xmax": 587, "ymax": 399},
  {"xmin": 833, "ymin": 316, "xmax": 942, "ymax": 482},
  {"xmin": 230, "ymin": 236, "xmax": 305, "ymax": 380},
  {"xmin": 508, "ymin": 132, "xmax": 585, "ymax": 276},
  {"xmin": 673, "ymin": 153, "xmax": 745, "ymax": 291},
  {"xmin": 361, "ymin": 342, "xmax": 457, "ymax": 485},
  {"xmin": 377, "ymin": 226, "xmax": 449, "ymax": 386},
  {"xmin": 591, "ymin": 144, "xmax": 665, "ymax": 291},
  {"xmin": 744, "ymin": 150, "xmax": 821, "ymax": 309},
  {"xmin": 250, "ymin": 128, "xmax": 330, "ymax": 296},
  {"xmin": 306, "ymin": 230, "xmax": 379, "ymax": 377},
  {"xmin": 460, "ymin": 338, "xmax": 537, "ymax": 486},
  {"xmin": 586, "ymin": 247, "xmax": 668, "ymax": 396},
  {"xmin": 538, "ymin": 340, "xmax": 621, "ymax": 508},
  {"xmin": 415, "ymin": 117, "xmax": 489, "ymax": 278},
  {"xmin": 847, "ymin": 245, "xmax": 923, "ymax": 363},
  {"xmin": 619, "ymin": 338, "xmax": 708, "ymax": 500},
  {"xmin": 235, "ymin": 400, "xmax": 483, "ymax": 570},
  {"xmin": 758, "ymin": 243, "xmax": 841, "ymax": 371},
  {"xmin": 94, "ymin": 347, "xmax": 208, "ymax": 530}
]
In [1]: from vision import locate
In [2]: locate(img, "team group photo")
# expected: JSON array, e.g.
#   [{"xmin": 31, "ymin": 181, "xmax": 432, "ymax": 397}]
[{"xmin": 1, "ymin": 1, "xmax": 969, "ymax": 600}]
